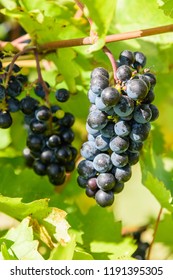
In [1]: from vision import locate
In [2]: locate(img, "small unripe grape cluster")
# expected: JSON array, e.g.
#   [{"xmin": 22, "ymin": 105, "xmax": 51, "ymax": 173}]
[
  {"xmin": 77, "ymin": 50, "xmax": 159, "ymax": 207},
  {"xmin": 0, "ymin": 56, "xmax": 77, "ymax": 186}
]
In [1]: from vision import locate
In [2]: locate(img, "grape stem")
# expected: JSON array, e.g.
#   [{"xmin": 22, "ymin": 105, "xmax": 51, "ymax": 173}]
[
  {"xmin": 146, "ymin": 207, "xmax": 163, "ymax": 260},
  {"xmin": 102, "ymin": 45, "xmax": 117, "ymax": 84}
]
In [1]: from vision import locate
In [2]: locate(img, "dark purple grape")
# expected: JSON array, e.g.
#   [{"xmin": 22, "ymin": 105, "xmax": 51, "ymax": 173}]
[
  {"xmin": 133, "ymin": 51, "xmax": 146, "ymax": 69},
  {"xmin": 35, "ymin": 106, "xmax": 51, "ymax": 121},
  {"xmin": 7, "ymin": 98, "xmax": 20, "ymax": 112},
  {"xmin": 109, "ymin": 136, "xmax": 129, "ymax": 154},
  {"xmin": 47, "ymin": 135, "xmax": 61, "ymax": 148},
  {"xmin": 34, "ymin": 82, "xmax": 50, "ymax": 98},
  {"xmin": 33, "ymin": 160, "xmax": 47, "ymax": 176},
  {"xmin": 77, "ymin": 159, "xmax": 97, "ymax": 179},
  {"xmin": 97, "ymin": 173, "xmax": 116, "ymax": 191},
  {"xmin": 87, "ymin": 109, "xmax": 108, "ymax": 130},
  {"xmin": 149, "ymin": 104, "xmax": 159, "ymax": 121},
  {"xmin": 93, "ymin": 153, "xmax": 112, "ymax": 173},
  {"xmin": 133, "ymin": 104, "xmax": 152, "ymax": 123},
  {"xmin": 90, "ymin": 75, "xmax": 109, "ymax": 95},
  {"xmin": 26, "ymin": 134, "xmax": 43, "ymax": 152},
  {"xmin": 111, "ymin": 152, "xmax": 128, "ymax": 167},
  {"xmin": 114, "ymin": 95, "xmax": 134, "ymax": 117},
  {"xmin": 114, "ymin": 120, "xmax": 131, "ymax": 137},
  {"xmin": 116, "ymin": 65, "xmax": 132, "ymax": 81},
  {"xmin": 88, "ymin": 177, "xmax": 98, "ymax": 191},
  {"xmin": 114, "ymin": 164, "xmax": 132, "ymax": 182},
  {"xmin": 119, "ymin": 50, "xmax": 134, "ymax": 66},
  {"xmin": 91, "ymin": 67, "xmax": 109, "ymax": 79},
  {"xmin": 80, "ymin": 140, "xmax": 99, "ymax": 160},
  {"xmin": 0, "ymin": 110, "xmax": 12, "ymax": 128},
  {"xmin": 101, "ymin": 87, "xmax": 120, "ymax": 106},
  {"xmin": 30, "ymin": 119, "xmax": 47, "ymax": 134},
  {"xmin": 77, "ymin": 176, "xmax": 88, "ymax": 188},
  {"xmin": 130, "ymin": 122, "xmax": 151, "ymax": 142},
  {"xmin": 55, "ymin": 88, "xmax": 70, "ymax": 102},
  {"xmin": 20, "ymin": 96, "xmax": 39, "ymax": 115},
  {"xmin": 126, "ymin": 79, "xmax": 148, "ymax": 100},
  {"xmin": 95, "ymin": 189, "xmax": 114, "ymax": 207}
]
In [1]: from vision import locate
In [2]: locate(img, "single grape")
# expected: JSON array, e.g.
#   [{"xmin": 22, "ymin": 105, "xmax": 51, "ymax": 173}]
[
  {"xmin": 34, "ymin": 82, "xmax": 50, "ymax": 98},
  {"xmin": 59, "ymin": 112, "xmax": 75, "ymax": 127},
  {"xmin": 33, "ymin": 160, "xmax": 47, "ymax": 176},
  {"xmin": 142, "ymin": 89, "xmax": 155, "ymax": 104},
  {"xmin": 77, "ymin": 176, "xmax": 88, "ymax": 188},
  {"xmin": 109, "ymin": 135, "xmax": 129, "ymax": 154},
  {"xmin": 26, "ymin": 134, "xmax": 43, "ymax": 152},
  {"xmin": 87, "ymin": 109, "xmax": 108, "ymax": 130},
  {"xmin": 95, "ymin": 189, "xmax": 114, "ymax": 207},
  {"xmin": 60, "ymin": 128, "xmax": 75, "ymax": 144},
  {"xmin": 7, "ymin": 76, "xmax": 22, "ymax": 97},
  {"xmin": 114, "ymin": 95, "xmax": 134, "ymax": 117},
  {"xmin": 112, "ymin": 181, "xmax": 124, "ymax": 193},
  {"xmin": 20, "ymin": 96, "xmax": 39, "ymax": 115},
  {"xmin": 95, "ymin": 96, "xmax": 109, "ymax": 111},
  {"xmin": 95, "ymin": 134, "xmax": 110, "ymax": 151},
  {"xmin": 40, "ymin": 149, "xmax": 54, "ymax": 164},
  {"xmin": 127, "ymin": 151, "xmax": 140, "ymax": 165},
  {"xmin": 90, "ymin": 75, "xmax": 109, "ymax": 95},
  {"xmin": 114, "ymin": 164, "xmax": 132, "ymax": 182},
  {"xmin": 116, "ymin": 65, "xmax": 132, "ymax": 82},
  {"xmin": 47, "ymin": 135, "xmax": 61, "ymax": 148},
  {"xmin": 114, "ymin": 120, "xmax": 131, "ymax": 137},
  {"xmin": 130, "ymin": 122, "xmax": 151, "ymax": 142},
  {"xmin": 0, "ymin": 110, "xmax": 12, "ymax": 129},
  {"xmin": 5, "ymin": 63, "xmax": 20, "ymax": 73},
  {"xmin": 47, "ymin": 163, "xmax": 66, "ymax": 179},
  {"xmin": 100, "ymin": 122, "xmax": 115, "ymax": 138},
  {"xmin": 7, "ymin": 98, "xmax": 20, "ymax": 112},
  {"xmin": 88, "ymin": 177, "xmax": 98, "ymax": 191},
  {"xmin": 91, "ymin": 67, "xmax": 109, "ymax": 79},
  {"xmin": 119, "ymin": 50, "xmax": 134, "ymax": 66},
  {"xmin": 133, "ymin": 104, "xmax": 152, "ymax": 123},
  {"xmin": 30, "ymin": 119, "xmax": 47, "ymax": 134},
  {"xmin": 55, "ymin": 146, "xmax": 72, "ymax": 163},
  {"xmin": 35, "ymin": 105, "xmax": 51, "ymax": 121},
  {"xmin": 88, "ymin": 89, "xmax": 96, "ymax": 104},
  {"xmin": 86, "ymin": 187, "xmax": 97, "ymax": 198},
  {"xmin": 128, "ymin": 140, "xmax": 143, "ymax": 153},
  {"xmin": 149, "ymin": 104, "xmax": 159, "ymax": 121},
  {"xmin": 77, "ymin": 159, "xmax": 97, "ymax": 179},
  {"xmin": 101, "ymin": 87, "xmax": 120, "ymax": 106},
  {"xmin": 93, "ymin": 153, "xmax": 112, "ymax": 173},
  {"xmin": 80, "ymin": 140, "xmax": 99, "ymax": 160},
  {"xmin": 23, "ymin": 147, "xmax": 35, "ymax": 167},
  {"xmin": 97, "ymin": 173, "xmax": 116, "ymax": 191},
  {"xmin": 144, "ymin": 72, "xmax": 156, "ymax": 88},
  {"xmin": 126, "ymin": 79, "xmax": 148, "ymax": 100},
  {"xmin": 111, "ymin": 152, "xmax": 128, "ymax": 167},
  {"xmin": 133, "ymin": 51, "xmax": 147, "ymax": 69},
  {"xmin": 55, "ymin": 88, "xmax": 70, "ymax": 102}
]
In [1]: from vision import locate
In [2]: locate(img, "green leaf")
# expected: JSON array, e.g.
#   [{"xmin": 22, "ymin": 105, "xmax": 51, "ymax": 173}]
[
  {"xmin": 49, "ymin": 233, "xmax": 76, "ymax": 260},
  {"xmin": 79, "ymin": 205, "xmax": 137, "ymax": 259},
  {"xmin": 0, "ymin": 218, "xmax": 43, "ymax": 260},
  {"xmin": 0, "ymin": 243, "xmax": 17, "ymax": 260},
  {"xmin": 158, "ymin": 0, "xmax": 173, "ymax": 18},
  {"xmin": 140, "ymin": 128, "xmax": 173, "ymax": 212},
  {"xmin": 0, "ymin": 195, "xmax": 71, "ymax": 246},
  {"xmin": 53, "ymin": 49, "xmax": 80, "ymax": 93},
  {"xmin": 155, "ymin": 213, "xmax": 173, "ymax": 251},
  {"xmin": 0, "ymin": 0, "xmax": 17, "ymax": 10},
  {"xmin": 80, "ymin": 0, "xmax": 116, "ymax": 51}
]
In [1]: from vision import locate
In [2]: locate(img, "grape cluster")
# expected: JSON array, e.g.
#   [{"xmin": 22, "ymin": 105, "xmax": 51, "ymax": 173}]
[
  {"xmin": 0, "ymin": 62, "xmax": 27, "ymax": 128},
  {"xmin": 77, "ymin": 50, "xmax": 159, "ymax": 207},
  {"xmin": 0, "ymin": 58, "xmax": 77, "ymax": 186}
]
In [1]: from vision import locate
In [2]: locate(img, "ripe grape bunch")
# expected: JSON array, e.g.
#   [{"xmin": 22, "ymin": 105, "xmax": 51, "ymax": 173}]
[
  {"xmin": 0, "ymin": 55, "xmax": 77, "ymax": 186},
  {"xmin": 77, "ymin": 50, "xmax": 159, "ymax": 207}
]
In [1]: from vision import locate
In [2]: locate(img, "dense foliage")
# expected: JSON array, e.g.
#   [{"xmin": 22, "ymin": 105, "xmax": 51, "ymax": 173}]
[{"xmin": 0, "ymin": 0, "xmax": 173, "ymax": 260}]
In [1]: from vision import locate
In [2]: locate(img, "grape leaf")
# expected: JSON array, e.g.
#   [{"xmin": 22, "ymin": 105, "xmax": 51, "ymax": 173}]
[
  {"xmin": 0, "ymin": 218, "xmax": 43, "ymax": 260},
  {"xmin": 0, "ymin": 0, "xmax": 17, "ymax": 10},
  {"xmin": 49, "ymin": 233, "xmax": 76, "ymax": 260},
  {"xmin": 140, "ymin": 129, "xmax": 173, "ymax": 212},
  {"xmin": 79, "ymin": 205, "xmax": 137, "ymax": 259},
  {"xmin": 52, "ymin": 49, "xmax": 80, "ymax": 93},
  {"xmin": 0, "ymin": 195, "xmax": 71, "ymax": 246},
  {"xmin": 158, "ymin": 0, "xmax": 173, "ymax": 18},
  {"xmin": 80, "ymin": 0, "xmax": 116, "ymax": 51},
  {"xmin": 155, "ymin": 213, "xmax": 173, "ymax": 251}
]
